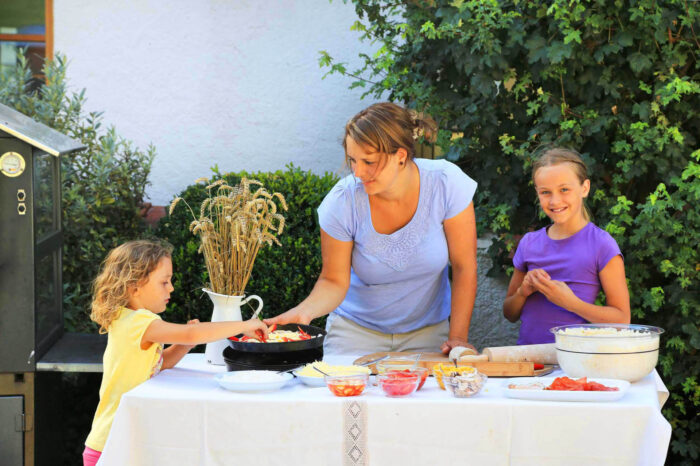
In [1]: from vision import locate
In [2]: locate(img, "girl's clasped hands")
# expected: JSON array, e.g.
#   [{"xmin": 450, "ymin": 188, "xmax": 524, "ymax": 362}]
[{"xmin": 518, "ymin": 269, "xmax": 580, "ymax": 311}]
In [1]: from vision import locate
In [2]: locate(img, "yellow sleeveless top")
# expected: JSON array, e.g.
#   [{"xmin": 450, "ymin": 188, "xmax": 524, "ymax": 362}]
[{"xmin": 85, "ymin": 307, "xmax": 163, "ymax": 451}]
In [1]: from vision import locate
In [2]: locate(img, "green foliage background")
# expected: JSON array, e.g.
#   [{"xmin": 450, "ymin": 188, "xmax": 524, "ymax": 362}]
[
  {"xmin": 321, "ymin": 0, "xmax": 699, "ymax": 462},
  {"xmin": 0, "ymin": 53, "xmax": 154, "ymax": 331},
  {"xmin": 155, "ymin": 165, "xmax": 339, "ymax": 329}
]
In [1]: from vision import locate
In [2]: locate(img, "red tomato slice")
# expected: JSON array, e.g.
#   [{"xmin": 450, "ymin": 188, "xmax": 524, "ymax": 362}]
[
  {"xmin": 545, "ymin": 376, "xmax": 617, "ymax": 392},
  {"xmin": 416, "ymin": 371, "xmax": 428, "ymax": 390},
  {"xmin": 584, "ymin": 381, "xmax": 619, "ymax": 391},
  {"xmin": 328, "ymin": 382, "xmax": 365, "ymax": 397}
]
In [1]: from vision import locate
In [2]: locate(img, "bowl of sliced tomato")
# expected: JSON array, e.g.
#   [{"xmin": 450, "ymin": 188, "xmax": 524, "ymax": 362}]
[
  {"xmin": 325, "ymin": 373, "xmax": 369, "ymax": 397},
  {"xmin": 381, "ymin": 367, "xmax": 428, "ymax": 391},
  {"xmin": 377, "ymin": 371, "xmax": 421, "ymax": 397}
]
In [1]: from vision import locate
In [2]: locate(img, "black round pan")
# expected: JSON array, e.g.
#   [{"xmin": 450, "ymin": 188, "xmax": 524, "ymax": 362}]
[
  {"xmin": 227, "ymin": 323, "xmax": 326, "ymax": 353},
  {"xmin": 222, "ymin": 346, "xmax": 323, "ymax": 372}
]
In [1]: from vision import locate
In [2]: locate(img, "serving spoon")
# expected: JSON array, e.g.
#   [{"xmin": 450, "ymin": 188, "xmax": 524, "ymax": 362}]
[{"xmin": 410, "ymin": 352, "xmax": 423, "ymax": 370}]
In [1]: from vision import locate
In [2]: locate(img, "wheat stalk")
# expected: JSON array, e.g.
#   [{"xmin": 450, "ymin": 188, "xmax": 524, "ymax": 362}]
[{"xmin": 170, "ymin": 177, "xmax": 288, "ymax": 295}]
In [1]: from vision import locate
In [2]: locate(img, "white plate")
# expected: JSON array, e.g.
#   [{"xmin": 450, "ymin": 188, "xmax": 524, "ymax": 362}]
[
  {"xmin": 292, "ymin": 370, "xmax": 327, "ymax": 387},
  {"xmin": 503, "ymin": 377, "xmax": 629, "ymax": 402},
  {"xmin": 215, "ymin": 371, "xmax": 293, "ymax": 392}
]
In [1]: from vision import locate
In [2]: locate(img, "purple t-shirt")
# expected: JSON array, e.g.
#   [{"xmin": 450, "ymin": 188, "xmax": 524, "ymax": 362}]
[{"xmin": 513, "ymin": 222, "xmax": 622, "ymax": 345}]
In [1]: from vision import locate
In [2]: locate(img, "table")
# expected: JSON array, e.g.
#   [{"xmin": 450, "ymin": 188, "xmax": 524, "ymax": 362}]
[{"xmin": 97, "ymin": 354, "xmax": 671, "ymax": 466}]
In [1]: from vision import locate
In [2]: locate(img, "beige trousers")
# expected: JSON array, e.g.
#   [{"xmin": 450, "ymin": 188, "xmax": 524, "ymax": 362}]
[{"xmin": 323, "ymin": 312, "xmax": 449, "ymax": 355}]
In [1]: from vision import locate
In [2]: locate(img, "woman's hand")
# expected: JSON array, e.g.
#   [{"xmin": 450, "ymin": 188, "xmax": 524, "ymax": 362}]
[
  {"xmin": 441, "ymin": 337, "xmax": 477, "ymax": 355},
  {"xmin": 530, "ymin": 274, "xmax": 580, "ymax": 310},
  {"xmin": 263, "ymin": 306, "xmax": 312, "ymax": 326}
]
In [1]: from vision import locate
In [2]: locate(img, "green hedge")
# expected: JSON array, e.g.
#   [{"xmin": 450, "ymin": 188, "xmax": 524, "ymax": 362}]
[
  {"xmin": 322, "ymin": 1, "xmax": 699, "ymax": 462},
  {"xmin": 155, "ymin": 165, "xmax": 339, "ymax": 328}
]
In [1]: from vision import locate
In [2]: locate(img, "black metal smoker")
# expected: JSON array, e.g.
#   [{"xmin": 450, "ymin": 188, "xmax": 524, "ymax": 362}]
[{"xmin": 0, "ymin": 103, "xmax": 106, "ymax": 466}]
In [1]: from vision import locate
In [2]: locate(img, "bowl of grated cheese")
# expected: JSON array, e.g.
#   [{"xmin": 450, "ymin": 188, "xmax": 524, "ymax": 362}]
[
  {"xmin": 551, "ymin": 324, "xmax": 664, "ymax": 382},
  {"xmin": 293, "ymin": 361, "xmax": 370, "ymax": 387}
]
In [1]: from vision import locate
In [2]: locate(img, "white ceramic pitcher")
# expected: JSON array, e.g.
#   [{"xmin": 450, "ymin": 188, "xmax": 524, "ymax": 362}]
[{"xmin": 203, "ymin": 288, "xmax": 263, "ymax": 365}]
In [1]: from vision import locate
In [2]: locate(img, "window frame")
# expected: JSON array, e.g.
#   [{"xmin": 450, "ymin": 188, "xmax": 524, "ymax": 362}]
[{"xmin": 0, "ymin": 0, "xmax": 53, "ymax": 60}]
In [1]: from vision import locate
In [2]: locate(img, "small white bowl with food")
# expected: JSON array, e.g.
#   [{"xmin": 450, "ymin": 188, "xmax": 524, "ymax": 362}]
[{"xmin": 551, "ymin": 323, "xmax": 664, "ymax": 382}]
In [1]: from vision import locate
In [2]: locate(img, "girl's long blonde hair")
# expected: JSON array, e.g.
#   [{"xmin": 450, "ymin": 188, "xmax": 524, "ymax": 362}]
[
  {"xmin": 90, "ymin": 240, "xmax": 173, "ymax": 333},
  {"xmin": 532, "ymin": 147, "xmax": 592, "ymax": 221}
]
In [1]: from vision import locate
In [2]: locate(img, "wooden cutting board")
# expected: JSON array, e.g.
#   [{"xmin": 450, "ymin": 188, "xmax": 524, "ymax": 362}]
[{"xmin": 353, "ymin": 352, "xmax": 555, "ymax": 377}]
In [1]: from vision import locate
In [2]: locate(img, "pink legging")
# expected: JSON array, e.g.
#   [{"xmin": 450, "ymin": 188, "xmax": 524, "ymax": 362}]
[{"xmin": 83, "ymin": 446, "xmax": 102, "ymax": 466}]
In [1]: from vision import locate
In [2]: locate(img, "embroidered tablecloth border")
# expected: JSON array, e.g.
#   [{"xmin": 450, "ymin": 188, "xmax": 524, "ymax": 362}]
[{"xmin": 343, "ymin": 399, "xmax": 368, "ymax": 465}]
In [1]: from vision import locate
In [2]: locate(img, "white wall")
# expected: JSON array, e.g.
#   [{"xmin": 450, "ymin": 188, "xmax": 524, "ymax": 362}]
[{"xmin": 54, "ymin": 0, "xmax": 381, "ymax": 204}]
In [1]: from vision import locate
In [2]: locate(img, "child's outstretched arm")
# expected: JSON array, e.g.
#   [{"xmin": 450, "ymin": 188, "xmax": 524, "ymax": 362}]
[
  {"xmin": 503, "ymin": 269, "xmax": 549, "ymax": 322},
  {"xmin": 141, "ymin": 317, "xmax": 269, "ymax": 355},
  {"xmin": 530, "ymin": 255, "xmax": 631, "ymax": 323},
  {"xmin": 160, "ymin": 319, "xmax": 200, "ymax": 370}
]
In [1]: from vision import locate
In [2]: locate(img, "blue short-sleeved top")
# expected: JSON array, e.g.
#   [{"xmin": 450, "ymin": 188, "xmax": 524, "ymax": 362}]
[{"xmin": 317, "ymin": 158, "xmax": 477, "ymax": 333}]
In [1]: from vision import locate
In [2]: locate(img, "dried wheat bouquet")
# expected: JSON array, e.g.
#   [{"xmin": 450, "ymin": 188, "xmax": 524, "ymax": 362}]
[{"xmin": 169, "ymin": 177, "xmax": 288, "ymax": 296}]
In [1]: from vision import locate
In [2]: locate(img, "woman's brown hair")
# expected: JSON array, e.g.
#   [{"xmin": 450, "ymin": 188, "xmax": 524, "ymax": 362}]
[
  {"xmin": 343, "ymin": 102, "xmax": 437, "ymax": 169},
  {"xmin": 90, "ymin": 240, "xmax": 173, "ymax": 333},
  {"xmin": 532, "ymin": 147, "xmax": 591, "ymax": 221}
]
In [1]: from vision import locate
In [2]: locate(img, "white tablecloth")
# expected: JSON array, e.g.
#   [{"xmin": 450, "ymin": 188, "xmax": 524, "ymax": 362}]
[{"xmin": 97, "ymin": 354, "xmax": 671, "ymax": 466}]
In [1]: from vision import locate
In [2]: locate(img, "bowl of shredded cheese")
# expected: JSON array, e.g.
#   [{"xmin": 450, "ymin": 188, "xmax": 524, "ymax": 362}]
[
  {"xmin": 551, "ymin": 324, "xmax": 664, "ymax": 382},
  {"xmin": 293, "ymin": 361, "xmax": 371, "ymax": 387}
]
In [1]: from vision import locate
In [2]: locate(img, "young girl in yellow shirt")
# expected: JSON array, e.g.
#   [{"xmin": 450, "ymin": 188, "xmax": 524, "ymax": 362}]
[{"xmin": 83, "ymin": 240, "xmax": 268, "ymax": 466}]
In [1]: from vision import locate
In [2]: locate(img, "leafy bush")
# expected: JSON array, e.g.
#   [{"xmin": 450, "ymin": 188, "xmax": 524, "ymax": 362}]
[
  {"xmin": 323, "ymin": 1, "xmax": 699, "ymax": 462},
  {"xmin": 0, "ymin": 53, "xmax": 155, "ymax": 332},
  {"xmin": 155, "ymin": 165, "xmax": 339, "ymax": 328}
]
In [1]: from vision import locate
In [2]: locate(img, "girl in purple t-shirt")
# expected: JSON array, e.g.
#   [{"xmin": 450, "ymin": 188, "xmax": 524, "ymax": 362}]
[{"xmin": 502, "ymin": 148, "xmax": 631, "ymax": 344}]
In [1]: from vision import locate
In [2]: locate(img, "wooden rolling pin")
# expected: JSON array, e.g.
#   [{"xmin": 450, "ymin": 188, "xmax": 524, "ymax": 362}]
[{"xmin": 482, "ymin": 343, "xmax": 557, "ymax": 364}]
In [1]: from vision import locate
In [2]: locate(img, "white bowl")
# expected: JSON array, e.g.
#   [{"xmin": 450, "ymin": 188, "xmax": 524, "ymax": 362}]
[
  {"xmin": 292, "ymin": 369, "xmax": 327, "ymax": 387},
  {"xmin": 215, "ymin": 370, "xmax": 293, "ymax": 392},
  {"xmin": 551, "ymin": 324, "xmax": 664, "ymax": 382}
]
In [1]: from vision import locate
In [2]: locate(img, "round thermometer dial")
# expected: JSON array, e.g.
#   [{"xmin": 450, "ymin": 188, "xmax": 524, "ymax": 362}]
[{"xmin": 0, "ymin": 151, "xmax": 26, "ymax": 177}]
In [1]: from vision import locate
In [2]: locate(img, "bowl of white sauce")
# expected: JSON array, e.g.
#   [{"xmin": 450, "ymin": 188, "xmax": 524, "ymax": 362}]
[{"xmin": 215, "ymin": 370, "xmax": 293, "ymax": 392}]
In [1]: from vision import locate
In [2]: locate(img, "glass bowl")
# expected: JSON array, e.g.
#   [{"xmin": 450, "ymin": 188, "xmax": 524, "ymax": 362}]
[
  {"xmin": 383, "ymin": 367, "xmax": 429, "ymax": 390},
  {"xmin": 432, "ymin": 363, "xmax": 477, "ymax": 390},
  {"xmin": 551, "ymin": 324, "xmax": 664, "ymax": 382},
  {"xmin": 325, "ymin": 373, "xmax": 369, "ymax": 397},
  {"xmin": 443, "ymin": 371, "xmax": 487, "ymax": 398},
  {"xmin": 376, "ymin": 371, "xmax": 420, "ymax": 397},
  {"xmin": 376, "ymin": 358, "xmax": 418, "ymax": 374}
]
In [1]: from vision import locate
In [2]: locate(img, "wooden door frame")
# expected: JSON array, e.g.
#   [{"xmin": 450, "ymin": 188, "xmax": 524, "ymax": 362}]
[{"xmin": 45, "ymin": 0, "xmax": 53, "ymax": 59}]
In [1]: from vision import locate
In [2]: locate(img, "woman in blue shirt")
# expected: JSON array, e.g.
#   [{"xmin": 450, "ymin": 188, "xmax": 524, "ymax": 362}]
[{"xmin": 266, "ymin": 102, "xmax": 478, "ymax": 355}]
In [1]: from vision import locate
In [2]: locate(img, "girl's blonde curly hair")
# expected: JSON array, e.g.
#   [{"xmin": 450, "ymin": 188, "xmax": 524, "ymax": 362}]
[{"xmin": 90, "ymin": 240, "xmax": 173, "ymax": 334}]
